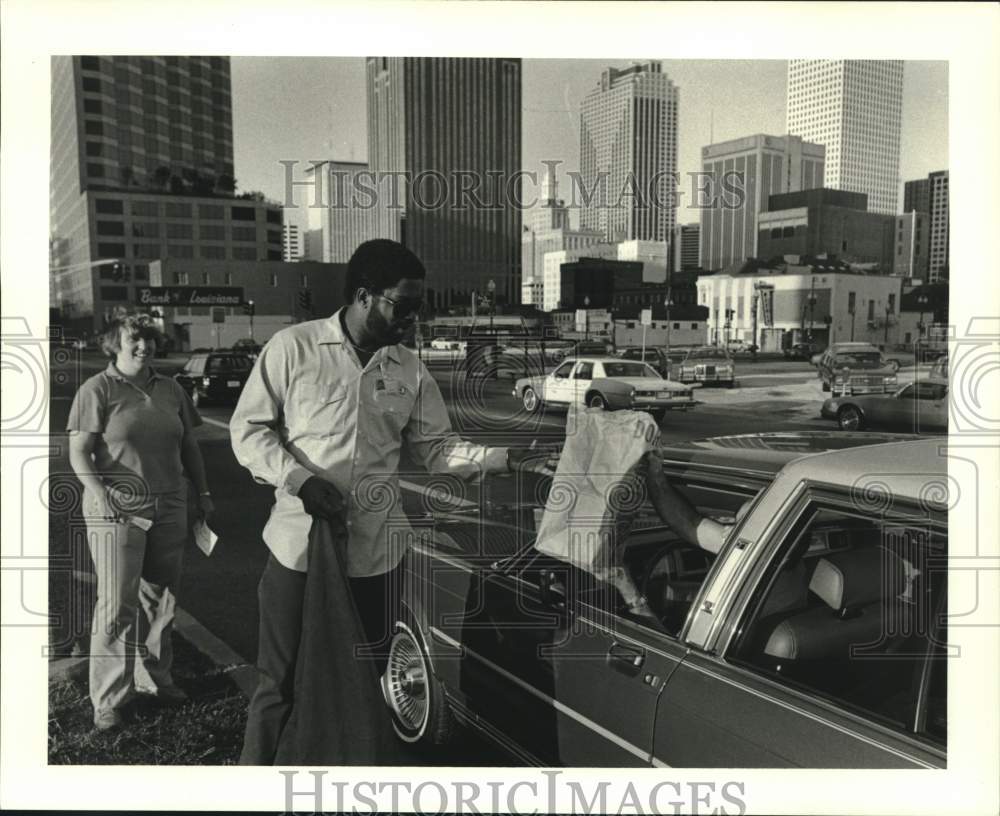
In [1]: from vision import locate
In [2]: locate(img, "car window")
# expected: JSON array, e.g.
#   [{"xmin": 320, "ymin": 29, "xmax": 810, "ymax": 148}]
[
  {"xmin": 913, "ymin": 382, "xmax": 947, "ymax": 401},
  {"xmin": 574, "ymin": 362, "xmax": 594, "ymax": 379},
  {"xmin": 603, "ymin": 362, "xmax": 659, "ymax": 378},
  {"xmin": 183, "ymin": 356, "xmax": 206, "ymax": 375},
  {"xmin": 897, "ymin": 384, "xmax": 917, "ymax": 400},
  {"xmin": 552, "ymin": 361, "xmax": 575, "ymax": 379},
  {"xmin": 207, "ymin": 356, "xmax": 252, "ymax": 374},
  {"xmin": 833, "ymin": 353, "xmax": 882, "ymax": 367},
  {"xmin": 731, "ymin": 504, "xmax": 947, "ymax": 741}
]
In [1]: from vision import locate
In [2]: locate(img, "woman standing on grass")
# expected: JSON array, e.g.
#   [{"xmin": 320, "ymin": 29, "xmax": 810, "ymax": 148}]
[{"xmin": 67, "ymin": 314, "xmax": 213, "ymax": 732}]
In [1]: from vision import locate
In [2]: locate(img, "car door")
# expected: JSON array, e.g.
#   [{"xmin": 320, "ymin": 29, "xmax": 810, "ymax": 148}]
[
  {"xmin": 870, "ymin": 384, "xmax": 915, "ymax": 429},
  {"xmin": 653, "ymin": 488, "xmax": 947, "ymax": 768},
  {"xmin": 455, "ymin": 548, "xmax": 684, "ymax": 766},
  {"xmin": 571, "ymin": 361, "xmax": 596, "ymax": 407},
  {"xmin": 545, "ymin": 360, "xmax": 577, "ymax": 405},
  {"xmin": 913, "ymin": 382, "xmax": 949, "ymax": 432}
]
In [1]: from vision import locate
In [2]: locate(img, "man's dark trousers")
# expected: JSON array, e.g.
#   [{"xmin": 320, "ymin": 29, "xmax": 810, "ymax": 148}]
[{"xmin": 239, "ymin": 553, "xmax": 402, "ymax": 765}]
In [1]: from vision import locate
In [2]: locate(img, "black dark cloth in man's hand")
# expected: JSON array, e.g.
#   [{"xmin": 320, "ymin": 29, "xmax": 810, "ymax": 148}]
[
  {"xmin": 273, "ymin": 515, "xmax": 401, "ymax": 765},
  {"xmin": 297, "ymin": 476, "xmax": 345, "ymax": 519}
]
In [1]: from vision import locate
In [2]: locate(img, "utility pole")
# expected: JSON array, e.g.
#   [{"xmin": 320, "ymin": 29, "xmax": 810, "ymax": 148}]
[{"xmin": 664, "ymin": 288, "xmax": 673, "ymax": 378}]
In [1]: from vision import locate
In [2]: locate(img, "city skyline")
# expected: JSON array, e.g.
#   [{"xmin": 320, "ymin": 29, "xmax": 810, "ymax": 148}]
[{"xmin": 230, "ymin": 58, "xmax": 948, "ymax": 230}]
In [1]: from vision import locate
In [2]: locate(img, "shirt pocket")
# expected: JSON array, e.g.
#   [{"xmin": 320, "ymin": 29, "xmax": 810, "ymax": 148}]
[
  {"xmin": 366, "ymin": 377, "xmax": 416, "ymax": 448},
  {"xmin": 291, "ymin": 382, "xmax": 352, "ymax": 437}
]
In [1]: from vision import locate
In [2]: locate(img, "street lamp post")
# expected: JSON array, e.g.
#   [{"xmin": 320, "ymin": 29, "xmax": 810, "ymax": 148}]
[
  {"xmin": 583, "ymin": 295, "xmax": 591, "ymax": 341},
  {"xmin": 664, "ymin": 290, "xmax": 673, "ymax": 379},
  {"xmin": 248, "ymin": 299, "xmax": 255, "ymax": 344},
  {"xmin": 883, "ymin": 303, "xmax": 891, "ymax": 348},
  {"xmin": 487, "ymin": 279, "xmax": 496, "ymax": 333},
  {"xmin": 916, "ymin": 293, "xmax": 929, "ymax": 363}
]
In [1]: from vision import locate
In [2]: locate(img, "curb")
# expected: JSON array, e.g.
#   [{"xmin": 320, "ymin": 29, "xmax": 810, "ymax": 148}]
[{"xmin": 48, "ymin": 568, "xmax": 257, "ymax": 700}]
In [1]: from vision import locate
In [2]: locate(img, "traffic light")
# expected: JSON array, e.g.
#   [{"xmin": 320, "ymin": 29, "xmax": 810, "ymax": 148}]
[
  {"xmin": 243, "ymin": 300, "xmax": 255, "ymax": 316},
  {"xmin": 298, "ymin": 290, "xmax": 312, "ymax": 311}
]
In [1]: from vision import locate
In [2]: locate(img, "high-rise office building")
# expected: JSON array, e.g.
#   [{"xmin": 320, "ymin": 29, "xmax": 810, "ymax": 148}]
[
  {"xmin": 301, "ymin": 160, "xmax": 378, "ymax": 263},
  {"xmin": 50, "ymin": 55, "xmax": 280, "ymax": 332},
  {"xmin": 579, "ymin": 62, "xmax": 679, "ymax": 244},
  {"xmin": 671, "ymin": 223, "xmax": 700, "ymax": 272},
  {"xmin": 927, "ymin": 171, "xmax": 949, "ymax": 282},
  {"xmin": 366, "ymin": 57, "xmax": 522, "ymax": 310},
  {"xmin": 699, "ymin": 134, "xmax": 825, "ymax": 271},
  {"xmin": 282, "ymin": 223, "xmax": 302, "ymax": 262},
  {"xmin": 786, "ymin": 60, "xmax": 904, "ymax": 215},
  {"xmin": 902, "ymin": 170, "xmax": 948, "ymax": 281},
  {"xmin": 903, "ymin": 177, "xmax": 930, "ymax": 216}
]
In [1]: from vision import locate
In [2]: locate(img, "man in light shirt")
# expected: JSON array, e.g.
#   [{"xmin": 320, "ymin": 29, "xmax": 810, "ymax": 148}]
[{"xmin": 231, "ymin": 239, "xmax": 551, "ymax": 764}]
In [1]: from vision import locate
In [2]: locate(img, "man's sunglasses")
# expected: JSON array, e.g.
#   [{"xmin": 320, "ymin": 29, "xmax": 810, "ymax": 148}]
[{"xmin": 371, "ymin": 292, "xmax": 424, "ymax": 319}]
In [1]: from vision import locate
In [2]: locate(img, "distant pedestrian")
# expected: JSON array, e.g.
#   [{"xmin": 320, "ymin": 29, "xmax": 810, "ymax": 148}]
[
  {"xmin": 230, "ymin": 239, "xmax": 553, "ymax": 764},
  {"xmin": 67, "ymin": 314, "xmax": 213, "ymax": 731}
]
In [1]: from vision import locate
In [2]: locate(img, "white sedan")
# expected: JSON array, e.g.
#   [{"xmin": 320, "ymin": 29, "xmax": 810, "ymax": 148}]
[{"xmin": 513, "ymin": 356, "xmax": 697, "ymax": 420}]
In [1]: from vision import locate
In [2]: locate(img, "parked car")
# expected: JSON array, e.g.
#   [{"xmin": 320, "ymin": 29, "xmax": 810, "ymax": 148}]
[
  {"xmin": 573, "ymin": 340, "xmax": 612, "ymax": 356},
  {"xmin": 725, "ymin": 338, "xmax": 748, "ymax": 354},
  {"xmin": 676, "ymin": 346, "xmax": 735, "ymax": 387},
  {"xmin": 816, "ymin": 342, "xmax": 898, "ymax": 395},
  {"xmin": 929, "ymin": 353, "xmax": 949, "ymax": 380},
  {"xmin": 617, "ymin": 347, "xmax": 670, "ymax": 377},
  {"xmin": 173, "ymin": 351, "xmax": 254, "ymax": 407},
  {"xmin": 821, "ymin": 378, "xmax": 948, "ymax": 432},
  {"xmin": 231, "ymin": 338, "xmax": 263, "ymax": 359},
  {"xmin": 384, "ymin": 434, "xmax": 947, "ymax": 767},
  {"xmin": 512, "ymin": 356, "xmax": 696, "ymax": 421},
  {"xmin": 784, "ymin": 341, "xmax": 821, "ymax": 360}
]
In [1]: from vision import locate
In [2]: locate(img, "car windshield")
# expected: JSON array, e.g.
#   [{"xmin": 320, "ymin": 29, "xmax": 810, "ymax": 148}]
[
  {"xmin": 833, "ymin": 352, "xmax": 882, "ymax": 367},
  {"xmin": 602, "ymin": 362, "xmax": 661, "ymax": 378},
  {"xmin": 207, "ymin": 356, "xmax": 252, "ymax": 373},
  {"xmin": 688, "ymin": 348, "xmax": 728, "ymax": 360}
]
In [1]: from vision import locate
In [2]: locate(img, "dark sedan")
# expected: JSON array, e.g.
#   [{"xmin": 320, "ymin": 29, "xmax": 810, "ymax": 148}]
[
  {"xmin": 821, "ymin": 378, "xmax": 948, "ymax": 432},
  {"xmin": 384, "ymin": 432, "xmax": 947, "ymax": 768},
  {"xmin": 173, "ymin": 351, "xmax": 253, "ymax": 407}
]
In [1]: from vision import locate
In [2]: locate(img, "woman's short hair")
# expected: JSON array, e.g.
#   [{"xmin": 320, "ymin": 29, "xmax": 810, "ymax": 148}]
[
  {"xmin": 344, "ymin": 239, "xmax": 426, "ymax": 301},
  {"xmin": 100, "ymin": 314, "xmax": 163, "ymax": 357}
]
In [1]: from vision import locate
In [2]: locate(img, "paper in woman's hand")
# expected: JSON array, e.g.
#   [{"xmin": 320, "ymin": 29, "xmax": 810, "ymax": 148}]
[{"xmin": 193, "ymin": 519, "xmax": 218, "ymax": 556}]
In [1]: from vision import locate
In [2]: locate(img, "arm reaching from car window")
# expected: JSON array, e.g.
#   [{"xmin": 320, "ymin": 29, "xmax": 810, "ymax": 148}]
[{"xmin": 643, "ymin": 452, "xmax": 730, "ymax": 554}]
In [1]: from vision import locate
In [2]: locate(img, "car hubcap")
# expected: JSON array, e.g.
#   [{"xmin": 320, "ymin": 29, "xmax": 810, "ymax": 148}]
[
  {"xmin": 385, "ymin": 629, "xmax": 428, "ymax": 735},
  {"xmin": 589, "ymin": 396, "xmax": 605, "ymax": 409},
  {"xmin": 841, "ymin": 408, "xmax": 861, "ymax": 430},
  {"xmin": 523, "ymin": 389, "xmax": 537, "ymax": 411}
]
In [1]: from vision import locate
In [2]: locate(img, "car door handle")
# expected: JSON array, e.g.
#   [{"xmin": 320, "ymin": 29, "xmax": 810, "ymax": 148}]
[{"xmin": 607, "ymin": 642, "xmax": 645, "ymax": 675}]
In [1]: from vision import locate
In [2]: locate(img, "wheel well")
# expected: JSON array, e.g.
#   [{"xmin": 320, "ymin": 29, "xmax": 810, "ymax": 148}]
[
  {"xmin": 585, "ymin": 390, "xmax": 602, "ymax": 404},
  {"xmin": 837, "ymin": 403, "xmax": 864, "ymax": 419}
]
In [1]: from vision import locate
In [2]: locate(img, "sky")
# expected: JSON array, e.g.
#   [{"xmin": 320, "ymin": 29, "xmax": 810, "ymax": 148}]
[{"xmin": 231, "ymin": 58, "xmax": 948, "ymax": 230}]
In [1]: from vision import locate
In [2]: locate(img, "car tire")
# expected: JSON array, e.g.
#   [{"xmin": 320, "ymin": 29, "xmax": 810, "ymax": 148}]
[
  {"xmin": 837, "ymin": 405, "xmax": 866, "ymax": 431},
  {"xmin": 587, "ymin": 393, "xmax": 607, "ymax": 410},
  {"xmin": 649, "ymin": 409, "xmax": 666, "ymax": 424},
  {"xmin": 384, "ymin": 615, "xmax": 456, "ymax": 747},
  {"xmin": 522, "ymin": 387, "xmax": 540, "ymax": 413}
]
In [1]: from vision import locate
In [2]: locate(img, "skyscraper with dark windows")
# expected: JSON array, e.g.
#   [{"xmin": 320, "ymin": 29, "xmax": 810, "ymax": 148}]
[
  {"xmin": 50, "ymin": 56, "xmax": 282, "ymax": 332},
  {"xmin": 365, "ymin": 57, "xmax": 522, "ymax": 310}
]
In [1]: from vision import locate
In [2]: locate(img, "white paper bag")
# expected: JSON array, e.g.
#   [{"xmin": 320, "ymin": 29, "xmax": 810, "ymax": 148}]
[{"xmin": 535, "ymin": 407, "xmax": 660, "ymax": 582}]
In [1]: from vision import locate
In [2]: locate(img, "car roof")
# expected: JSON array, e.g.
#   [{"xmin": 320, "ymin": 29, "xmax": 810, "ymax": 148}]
[
  {"xmin": 559, "ymin": 356, "xmax": 650, "ymax": 364},
  {"xmin": 660, "ymin": 431, "xmax": 923, "ymax": 479},
  {"xmin": 779, "ymin": 437, "xmax": 948, "ymax": 505},
  {"xmin": 830, "ymin": 342, "xmax": 879, "ymax": 350}
]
